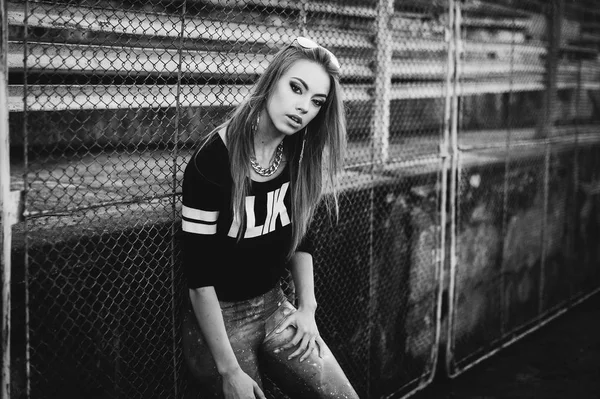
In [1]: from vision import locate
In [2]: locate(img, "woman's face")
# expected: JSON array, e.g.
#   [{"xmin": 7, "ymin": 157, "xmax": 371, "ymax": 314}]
[{"xmin": 265, "ymin": 59, "xmax": 331, "ymax": 136}]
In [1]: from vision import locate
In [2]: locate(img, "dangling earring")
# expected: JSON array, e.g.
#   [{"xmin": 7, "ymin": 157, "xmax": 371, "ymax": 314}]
[
  {"xmin": 252, "ymin": 114, "xmax": 260, "ymax": 135},
  {"xmin": 298, "ymin": 127, "xmax": 307, "ymax": 168}
]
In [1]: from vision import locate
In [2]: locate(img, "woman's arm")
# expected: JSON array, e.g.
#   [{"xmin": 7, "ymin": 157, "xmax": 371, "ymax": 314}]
[
  {"xmin": 274, "ymin": 251, "xmax": 325, "ymax": 361},
  {"xmin": 289, "ymin": 252, "xmax": 317, "ymax": 313},
  {"xmin": 189, "ymin": 287, "xmax": 266, "ymax": 399},
  {"xmin": 189, "ymin": 287, "xmax": 239, "ymax": 374}
]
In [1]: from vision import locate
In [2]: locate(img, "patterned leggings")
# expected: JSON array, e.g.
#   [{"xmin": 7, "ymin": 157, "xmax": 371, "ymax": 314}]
[{"xmin": 182, "ymin": 284, "xmax": 359, "ymax": 398}]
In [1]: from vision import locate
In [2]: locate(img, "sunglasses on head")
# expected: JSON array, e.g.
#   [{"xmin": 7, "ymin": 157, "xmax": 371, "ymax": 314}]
[{"xmin": 293, "ymin": 36, "xmax": 341, "ymax": 70}]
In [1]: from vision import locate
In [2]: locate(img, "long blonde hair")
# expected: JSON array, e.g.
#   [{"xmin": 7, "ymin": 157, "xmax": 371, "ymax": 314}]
[{"xmin": 199, "ymin": 42, "xmax": 346, "ymax": 258}]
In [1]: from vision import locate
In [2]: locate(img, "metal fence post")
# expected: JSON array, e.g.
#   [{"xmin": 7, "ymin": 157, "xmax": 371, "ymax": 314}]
[
  {"xmin": 570, "ymin": 2, "xmax": 584, "ymax": 300},
  {"xmin": 299, "ymin": 0, "xmax": 308, "ymax": 37},
  {"xmin": 365, "ymin": 2, "xmax": 393, "ymax": 395},
  {"xmin": 540, "ymin": 0, "xmax": 564, "ymax": 314},
  {"xmin": 371, "ymin": 0, "xmax": 393, "ymax": 169},
  {"xmin": 170, "ymin": 3, "xmax": 187, "ymax": 398},
  {"xmin": 539, "ymin": 0, "xmax": 563, "ymax": 139},
  {"xmin": 1, "ymin": 0, "xmax": 12, "ymax": 396},
  {"xmin": 445, "ymin": 0, "xmax": 462, "ymax": 377}
]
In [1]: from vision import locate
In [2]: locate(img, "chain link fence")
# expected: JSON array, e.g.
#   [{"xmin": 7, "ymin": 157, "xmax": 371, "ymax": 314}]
[
  {"xmin": 5, "ymin": 1, "xmax": 445, "ymax": 398},
  {"xmin": 447, "ymin": 0, "xmax": 600, "ymax": 378},
  {"xmin": 1, "ymin": 0, "xmax": 599, "ymax": 398}
]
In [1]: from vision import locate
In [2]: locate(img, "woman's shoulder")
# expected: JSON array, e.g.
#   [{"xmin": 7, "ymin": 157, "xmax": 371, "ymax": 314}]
[{"xmin": 186, "ymin": 131, "xmax": 230, "ymax": 186}]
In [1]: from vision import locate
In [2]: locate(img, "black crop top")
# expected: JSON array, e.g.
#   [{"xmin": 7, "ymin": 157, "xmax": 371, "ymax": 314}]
[{"xmin": 180, "ymin": 134, "xmax": 312, "ymax": 301}]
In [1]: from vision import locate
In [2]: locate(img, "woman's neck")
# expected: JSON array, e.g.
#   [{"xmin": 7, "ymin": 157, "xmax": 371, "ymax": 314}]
[{"xmin": 253, "ymin": 111, "xmax": 285, "ymax": 166}]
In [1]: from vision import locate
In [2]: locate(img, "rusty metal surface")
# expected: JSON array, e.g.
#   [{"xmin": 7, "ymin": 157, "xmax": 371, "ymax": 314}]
[{"xmin": 446, "ymin": 0, "xmax": 600, "ymax": 379}]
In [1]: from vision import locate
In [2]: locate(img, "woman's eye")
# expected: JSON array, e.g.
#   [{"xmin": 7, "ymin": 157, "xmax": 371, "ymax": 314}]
[
  {"xmin": 291, "ymin": 83, "xmax": 301, "ymax": 94},
  {"xmin": 313, "ymin": 99, "xmax": 324, "ymax": 107}
]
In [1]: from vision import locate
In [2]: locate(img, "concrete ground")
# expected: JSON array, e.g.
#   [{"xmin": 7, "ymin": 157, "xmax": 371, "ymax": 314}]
[{"xmin": 412, "ymin": 291, "xmax": 600, "ymax": 399}]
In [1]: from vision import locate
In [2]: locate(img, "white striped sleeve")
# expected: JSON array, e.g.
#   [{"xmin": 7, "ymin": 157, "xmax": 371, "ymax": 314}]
[
  {"xmin": 182, "ymin": 205, "xmax": 219, "ymax": 222},
  {"xmin": 181, "ymin": 206, "xmax": 219, "ymax": 235},
  {"xmin": 181, "ymin": 142, "xmax": 226, "ymax": 289},
  {"xmin": 182, "ymin": 219, "xmax": 218, "ymax": 235}
]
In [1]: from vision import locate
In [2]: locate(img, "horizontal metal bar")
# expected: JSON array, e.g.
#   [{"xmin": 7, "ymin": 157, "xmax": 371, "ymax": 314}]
[
  {"xmin": 7, "ymin": 84, "xmax": 372, "ymax": 111},
  {"xmin": 462, "ymin": 16, "xmax": 529, "ymax": 29},
  {"xmin": 8, "ymin": 83, "xmax": 247, "ymax": 111},
  {"xmin": 7, "ymin": 2, "xmax": 373, "ymax": 49},
  {"xmin": 9, "ymin": 2, "xmax": 556, "ymax": 59},
  {"xmin": 465, "ymin": 41, "xmax": 546, "ymax": 56},
  {"xmin": 458, "ymin": 128, "xmax": 600, "ymax": 153},
  {"xmin": 7, "ymin": 41, "xmax": 372, "ymax": 78},
  {"xmin": 561, "ymin": 44, "xmax": 599, "ymax": 54},
  {"xmin": 11, "ymin": 124, "xmax": 599, "ymax": 220},
  {"xmin": 23, "ymin": 191, "xmax": 180, "ymax": 220},
  {"xmin": 457, "ymin": 62, "xmax": 546, "ymax": 75},
  {"xmin": 459, "ymin": 79, "xmax": 600, "ymax": 94},
  {"xmin": 392, "ymin": 38, "xmax": 447, "ymax": 53},
  {"xmin": 581, "ymin": 32, "xmax": 600, "ymax": 43},
  {"xmin": 8, "ymin": 41, "xmax": 269, "ymax": 75},
  {"xmin": 461, "ymin": 0, "xmax": 535, "ymax": 18},
  {"xmin": 9, "ymin": 76, "xmax": 599, "ymax": 112},
  {"xmin": 581, "ymin": 21, "xmax": 600, "ymax": 30},
  {"xmin": 9, "ymin": 41, "xmax": 551, "ymax": 79},
  {"xmin": 199, "ymin": 0, "xmax": 378, "ymax": 18}
]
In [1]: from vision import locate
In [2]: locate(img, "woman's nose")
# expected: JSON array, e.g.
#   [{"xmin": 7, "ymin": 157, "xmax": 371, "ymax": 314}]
[{"xmin": 296, "ymin": 99, "xmax": 309, "ymax": 114}]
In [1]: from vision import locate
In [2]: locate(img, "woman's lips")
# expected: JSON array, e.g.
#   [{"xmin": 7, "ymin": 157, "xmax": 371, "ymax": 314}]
[{"xmin": 286, "ymin": 114, "xmax": 302, "ymax": 127}]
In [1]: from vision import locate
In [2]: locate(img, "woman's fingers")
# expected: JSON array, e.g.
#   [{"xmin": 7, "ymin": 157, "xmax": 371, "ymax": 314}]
[
  {"xmin": 278, "ymin": 326, "xmax": 303, "ymax": 351},
  {"xmin": 315, "ymin": 335, "xmax": 325, "ymax": 358},
  {"xmin": 287, "ymin": 335, "xmax": 310, "ymax": 360},
  {"xmin": 274, "ymin": 328, "xmax": 300, "ymax": 353},
  {"xmin": 273, "ymin": 310, "xmax": 323, "ymax": 361},
  {"xmin": 299, "ymin": 339, "xmax": 317, "ymax": 362},
  {"xmin": 254, "ymin": 382, "xmax": 267, "ymax": 399}
]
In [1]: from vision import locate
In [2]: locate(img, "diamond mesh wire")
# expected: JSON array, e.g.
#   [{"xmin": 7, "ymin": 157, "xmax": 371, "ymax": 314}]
[
  {"xmin": 6, "ymin": 0, "xmax": 598, "ymax": 397},
  {"xmin": 447, "ymin": 0, "xmax": 600, "ymax": 378},
  {"xmin": 6, "ymin": 0, "xmax": 446, "ymax": 398},
  {"xmin": 452, "ymin": 154, "xmax": 505, "ymax": 364},
  {"xmin": 542, "ymin": 144, "xmax": 576, "ymax": 312},
  {"xmin": 11, "ymin": 0, "xmax": 185, "ymax": 398},
  {"xmin": 573, "ymin": 143, "xmax": 600, "ymax": 291}
]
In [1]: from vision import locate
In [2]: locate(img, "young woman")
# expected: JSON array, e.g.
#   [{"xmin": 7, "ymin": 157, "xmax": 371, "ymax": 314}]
[{"xmin": 180, "ymin": 37, "xmax": 359, "ymax": 399}]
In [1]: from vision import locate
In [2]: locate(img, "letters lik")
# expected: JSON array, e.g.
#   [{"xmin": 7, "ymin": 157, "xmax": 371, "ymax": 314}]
[{"xmin": 227, "ymin": 182, "xmax": 290, "ymax": 238}]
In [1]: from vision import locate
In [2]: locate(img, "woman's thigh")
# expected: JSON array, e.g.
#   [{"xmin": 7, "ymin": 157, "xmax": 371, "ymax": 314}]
[
  {"xmin": 181, "ymin": 302, "xmax": 264, "ymax": 397},
  {"xmin": 260, "ymin": 301, "xmax": 359, "ymax": 399}
]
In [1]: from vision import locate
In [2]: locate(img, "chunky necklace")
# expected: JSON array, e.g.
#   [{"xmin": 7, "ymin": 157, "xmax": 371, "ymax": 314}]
[{"xmin": 250, "ymin": 140, "xmax": 284, "ymax": 177}]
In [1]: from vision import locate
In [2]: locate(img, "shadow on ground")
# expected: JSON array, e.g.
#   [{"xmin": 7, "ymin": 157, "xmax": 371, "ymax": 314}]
[{"xmin": 412, "ymin": 292, "xmax": 600, "ymax": 399}]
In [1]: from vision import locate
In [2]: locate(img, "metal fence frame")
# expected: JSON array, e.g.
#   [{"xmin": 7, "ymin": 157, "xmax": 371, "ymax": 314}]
[
  {"xmin": 1, "ymin": 0, "xmax": 599, "ymax": 398},
  {"xmin": 445, "ymin": 0, "xmax": 600, "ymax": 379}
]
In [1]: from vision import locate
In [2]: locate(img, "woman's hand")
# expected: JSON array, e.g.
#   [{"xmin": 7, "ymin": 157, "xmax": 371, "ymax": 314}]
[
  {"xmin": 221, "ymin": 367, "xmax": 266, "ymax": 399},
  {"xmin": 274, "ymin": 307, "xmax": 324, "ymax": 362}
]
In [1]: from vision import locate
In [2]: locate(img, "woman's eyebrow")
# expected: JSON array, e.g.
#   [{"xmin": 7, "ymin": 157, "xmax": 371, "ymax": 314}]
[{"xmin": 292, "ymin": 77, "xmax": 327, "ymax": 98}]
